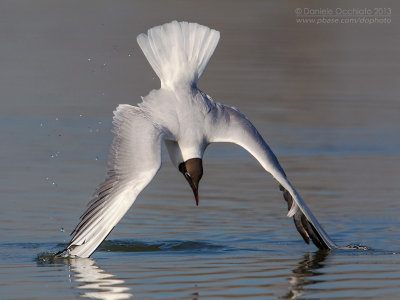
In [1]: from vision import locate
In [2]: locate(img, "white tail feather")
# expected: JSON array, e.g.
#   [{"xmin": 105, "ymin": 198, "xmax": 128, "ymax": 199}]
[{"xmin": 137, "ymin": 21, "xmax": 220, "ymax": 89}]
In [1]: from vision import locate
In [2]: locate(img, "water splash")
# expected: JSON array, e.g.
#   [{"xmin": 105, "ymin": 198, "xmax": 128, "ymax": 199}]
[{"xmin": 345, "ymin": 243, "xmax": 372, "ymax": 251}]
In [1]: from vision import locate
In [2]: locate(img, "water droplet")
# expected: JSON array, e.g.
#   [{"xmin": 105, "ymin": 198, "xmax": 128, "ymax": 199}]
[
  {"xmin": 88, "ymin": 58, "xmax": 92, "ymax": 62},
  {"xmin": 60, "ymin": 227, "xmax": 64, "ymax": 232},
  {"xmin": 55, "ymin": 117, "xmax": 59, "ymax": 121},
  {"xmin": 52, "ymin": 182, "xmax": 57, "ymax": 187},
  {"xmin": 98, "ymin": 121, "xmax": 102, "ymax": 125},
  {"xmin": 45, "ymin": 177, "xmax": 49, "ymax": 181},
  {"xmin": 95, "ymin": 156, "xmax": 99, "ymax": 161},
  {"xmin": 40, "ymin": 123, "xmax": 44, "ymax": 127}
]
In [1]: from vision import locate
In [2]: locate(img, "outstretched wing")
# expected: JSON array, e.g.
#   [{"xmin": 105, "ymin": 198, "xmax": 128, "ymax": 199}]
[
  {"xmin": 58, "ymin": 104, "xmax": 164, "ymax": 258},
  {"xmin": 206, "ymin": 104, "xmax": 337, "ymax": 250}
]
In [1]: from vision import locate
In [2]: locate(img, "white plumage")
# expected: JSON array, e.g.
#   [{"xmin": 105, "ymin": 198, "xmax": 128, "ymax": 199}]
[
  {"xmin": 137, "ymin": 21, "xmax": 219, "ymax": 88},
  {"xmin": 58, "ymin": 21, "xmax": 337, "ymax": 258}
]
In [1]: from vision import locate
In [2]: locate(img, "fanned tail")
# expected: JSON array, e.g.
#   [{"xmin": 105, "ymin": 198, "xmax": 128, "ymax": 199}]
[{"xmin": 137, "ymin": 20, "xmax": 220, "ymax": 89}]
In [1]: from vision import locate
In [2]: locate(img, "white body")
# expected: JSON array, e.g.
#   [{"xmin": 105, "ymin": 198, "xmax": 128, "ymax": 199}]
[{"xmin": 60, "ymin": 21, "xmax": 337, "ymax": 258}]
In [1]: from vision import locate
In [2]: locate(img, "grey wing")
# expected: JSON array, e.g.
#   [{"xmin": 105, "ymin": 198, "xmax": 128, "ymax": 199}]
[
  {"xmin": 206, "ymin": 103, "xmax": 337, "ymax": 250},
  {"xmin": 57, "ymin": 104, "xmax": 164, "ymax": 258}
]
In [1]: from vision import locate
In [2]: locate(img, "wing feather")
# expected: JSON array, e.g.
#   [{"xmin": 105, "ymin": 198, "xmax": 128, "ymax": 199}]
[
  {"xmin": 57, "ymin": 104, "xmax": 164, "ymax": 258},
  {"xmin": 207, "ymin": 103, "xmax": 337, "ymax": 250}
]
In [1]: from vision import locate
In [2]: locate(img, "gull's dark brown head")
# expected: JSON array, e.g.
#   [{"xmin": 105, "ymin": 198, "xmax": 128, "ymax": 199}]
[{"xmin": 179, "ymin": 158, "xmax": 203, "ymax": 206}]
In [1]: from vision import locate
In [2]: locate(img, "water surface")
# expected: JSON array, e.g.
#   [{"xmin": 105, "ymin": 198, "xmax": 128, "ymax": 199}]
[{"xmin": 1, "ymin": 1, "xmax": 400, "ymax": 299}]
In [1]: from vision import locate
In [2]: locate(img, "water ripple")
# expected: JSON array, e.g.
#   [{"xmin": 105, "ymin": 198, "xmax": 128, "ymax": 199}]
[{"xmin": 51, "ymin": 239, "xmax": 233, "ymax": 255}]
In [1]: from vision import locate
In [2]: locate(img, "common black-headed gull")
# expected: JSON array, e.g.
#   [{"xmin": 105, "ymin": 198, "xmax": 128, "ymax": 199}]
[{"xmin": 57, "ymin": 21, "xmax": 337, "ymax": 258}]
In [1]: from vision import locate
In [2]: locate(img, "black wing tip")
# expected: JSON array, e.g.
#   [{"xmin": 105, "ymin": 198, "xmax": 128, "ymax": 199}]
[
  {"xmin": 54, "ymin": 244, "xmax": 80, "ymax": 258},
  {"xmin": 279, "ymin": 185, "xmax": 331, "ymax": 250},
  {"xmin": 307, "ymin": 221, "xmax": 330, "ymax": 250},
  {"xmin": 54, "ymin": 247, "xmax": 70, "ymax": 258}
]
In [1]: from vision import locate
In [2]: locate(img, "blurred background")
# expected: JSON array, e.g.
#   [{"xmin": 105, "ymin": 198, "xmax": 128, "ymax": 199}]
[{"xmin": 1, "ymin": 1, "xmax": 399, "ymax": 299}]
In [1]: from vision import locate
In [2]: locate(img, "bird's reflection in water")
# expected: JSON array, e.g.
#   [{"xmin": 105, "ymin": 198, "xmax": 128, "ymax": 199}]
[
  {"xmin": 282, "ymin": 250, "xmax": 329, "ymax": 299},
  {"xmin": 68, "ymin": 258, "xmax": 132, "ymax": 299}
]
